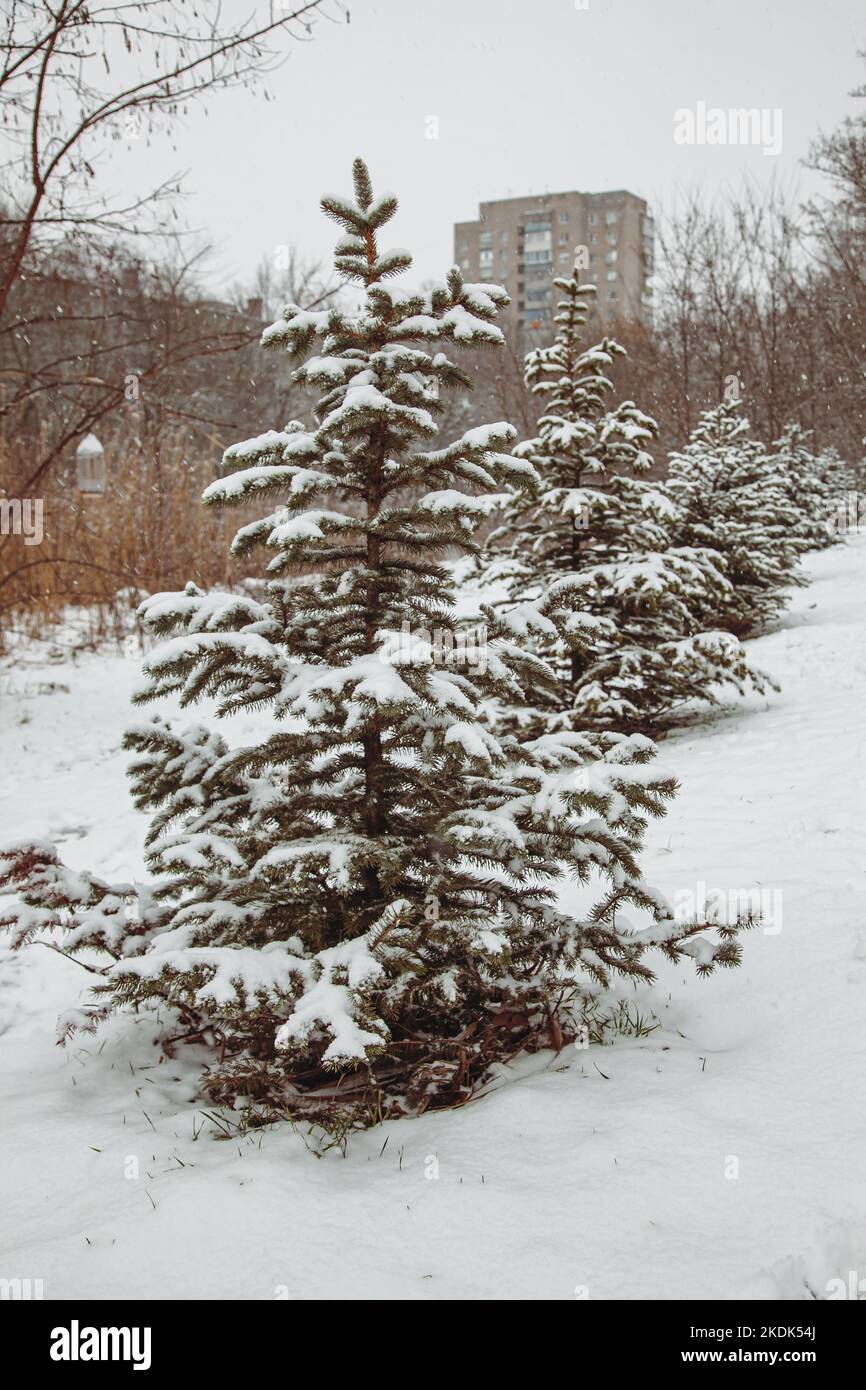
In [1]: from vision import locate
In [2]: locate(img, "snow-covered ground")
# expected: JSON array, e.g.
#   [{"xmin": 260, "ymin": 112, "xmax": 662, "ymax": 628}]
[{"xmin": 1, "ymin": 538, "xmax": 864, "ymax": 1301}]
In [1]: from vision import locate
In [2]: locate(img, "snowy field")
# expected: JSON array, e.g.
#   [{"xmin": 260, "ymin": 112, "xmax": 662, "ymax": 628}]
[{"xmin": 1, "ymin": 536, "xmax": 864, "ymax": 1301}]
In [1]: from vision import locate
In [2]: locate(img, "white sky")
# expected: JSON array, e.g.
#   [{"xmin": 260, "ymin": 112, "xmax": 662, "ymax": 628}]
[{"xmin": 87, "ymin": 0, "xmax": 866, "ymax": 293}]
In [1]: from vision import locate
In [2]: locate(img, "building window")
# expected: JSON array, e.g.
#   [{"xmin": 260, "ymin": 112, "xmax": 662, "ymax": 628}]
[
  {"xmin": 606, "ymin": 210, "xmax": 619, "ymax": 225},
  {"xmin": 606, "ymin": 270, "xmax": 617, "ymax": 281},
  {"xmin": 558, "ymin": 232, "xmax": 570, "ymax": 245},
  {"xmin": 559, "ymin": 251, "xmax": 570, "ymax": 264},
  {"xmin": 606, "ymin": 250, "xmax": 618, "ymax": 263},
  {"xmin": 590, "ymin": 233, "xmax": 598, "ymax": 244},
  {"xmin": 559, "ymin": 211, "xmax": 569, "ymax": 222},
  {"xmin": 589, "ymin": 213, "xmax": 599, "ymax": 225},
  {"xmin": 460, "ymin": 259, "xmax": 470, "ymax": 271},
  {"xmin": 500, "ymin": 229, "xmax": 508, "ymax": 243},
  {"xmin": 479, "ymin": 231, "xmax": 493, "ymax": 247},
  {"xmin": 524, "ymin": 226, "xmax": 552, "ymax": 247},
  {"xmin": 480, "ymin": 249, "xmax": 493, "ymax": 265},
  {"xmin": 608, "ymin": 289, "xmax": 618, "ymax": 299}
]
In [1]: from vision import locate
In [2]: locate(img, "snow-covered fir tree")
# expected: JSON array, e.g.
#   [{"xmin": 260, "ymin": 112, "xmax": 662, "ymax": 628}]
[
  {"xmin": 769, "ymin": 423, "xmax": 836, "ymax": 552},
  {"xmin": 666, "ymin": 401, "xmax": 807, "ymax": 638},
  {"xmin": 0, "ymin": 164, "xmax": 750, "ymax": 1131},
  {"xmin": 480, "ymin": 273, "xmax": 768, "ymax": 736},
  {"xmin": 814, "ymin": 442, "xmax": 864, "ymax": 536}
]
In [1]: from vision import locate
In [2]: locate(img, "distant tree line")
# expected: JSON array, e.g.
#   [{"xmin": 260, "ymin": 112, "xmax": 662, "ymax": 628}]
[{"xmin": 2, "ymin": 50, "xmax": 863, "ymax": 640}]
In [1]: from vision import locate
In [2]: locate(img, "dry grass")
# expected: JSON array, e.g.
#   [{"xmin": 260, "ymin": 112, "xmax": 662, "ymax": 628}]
[{"xmin": 0, "ymin": 417, "xmax": 244, "ymax": 652}]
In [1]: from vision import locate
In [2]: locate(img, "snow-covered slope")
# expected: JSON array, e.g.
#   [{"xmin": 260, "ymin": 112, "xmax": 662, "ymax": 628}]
[{"xmin": 1, "ymin": 538, "xmax": 864, "ymax": 1301}]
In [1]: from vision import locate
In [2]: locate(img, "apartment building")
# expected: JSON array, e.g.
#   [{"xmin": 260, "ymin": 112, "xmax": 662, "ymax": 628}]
[{"xmin": 453, "ymin": 188, "xmax": 654, "ymax": 337}]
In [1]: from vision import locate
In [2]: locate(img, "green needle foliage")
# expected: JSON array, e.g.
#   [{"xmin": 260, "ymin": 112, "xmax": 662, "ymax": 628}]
[
  {"xmin": 667, "ymin": 402, "xmax": 808, "ymax": 638},
  {"xmin": 0, "ymin": 165, "xmax": 750, "ymax": 1133},
  {"xmin": 481, "ymin": 276, "xmax": 769, "ymax": 736}
]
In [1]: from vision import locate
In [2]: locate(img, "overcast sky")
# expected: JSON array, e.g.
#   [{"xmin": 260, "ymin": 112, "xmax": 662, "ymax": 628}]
[{"xmin": 94, "ymin": 0, "xmax": 864, "ymax": 294}]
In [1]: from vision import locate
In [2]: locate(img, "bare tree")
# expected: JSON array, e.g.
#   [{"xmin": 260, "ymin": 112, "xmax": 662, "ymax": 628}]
[
  {"xmin": 801, "ymin": 53, "xmax": 866, "ymax": 456},
  {"xmin": 0, "ymin": 0, "xmax": 354, "ymax": 620},
  {"xmin": 651, "ymin": 183, "xmax": 815, "ymax": 450},
  {"xmin": 0, "ymin": 234, "xmax": 343, "ymax": 620},
  {"xmin": 0, "ymin": 0, "xmax": 349, "ymax": 321}
]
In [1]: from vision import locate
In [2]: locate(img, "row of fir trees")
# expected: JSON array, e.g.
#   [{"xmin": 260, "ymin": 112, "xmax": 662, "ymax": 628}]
[{"xmin": 0, "ymin": 160, "xmax": 843, "ymax": 1134}]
